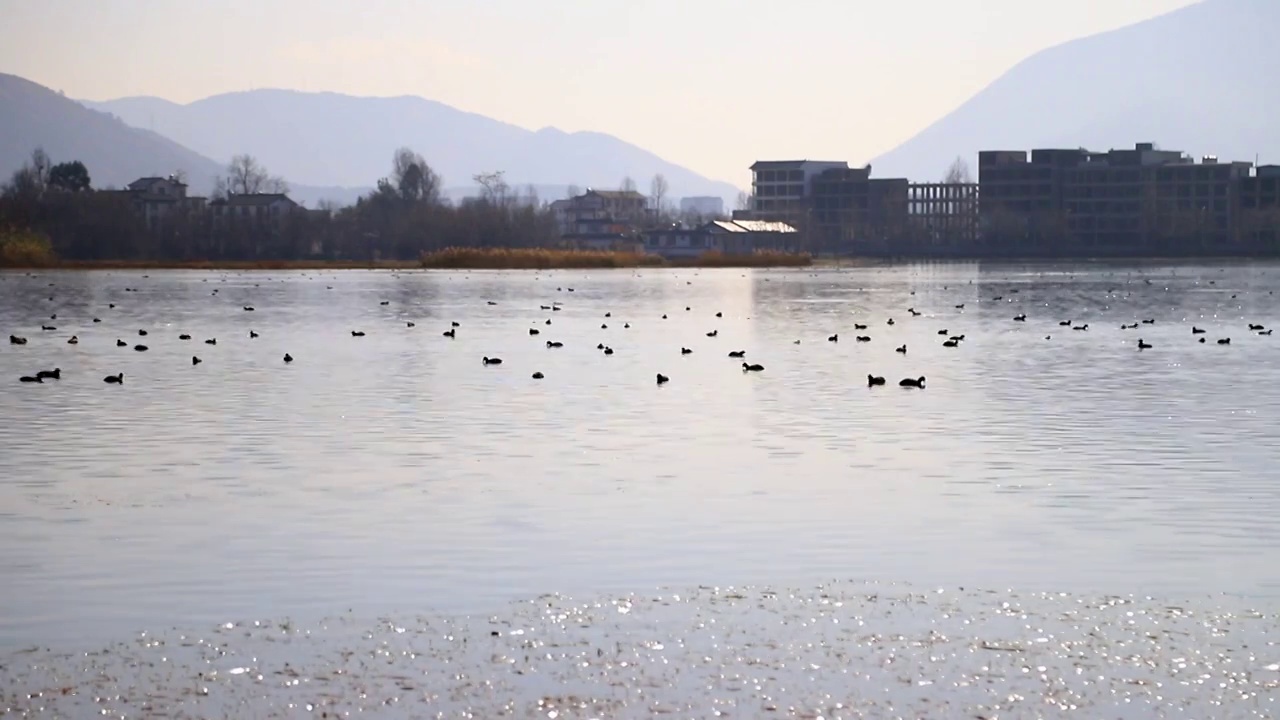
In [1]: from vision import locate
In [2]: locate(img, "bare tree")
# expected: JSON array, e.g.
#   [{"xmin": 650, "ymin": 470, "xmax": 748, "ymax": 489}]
[
  {"xmin": 735, "ymin": 191, "xmax": 753, "ymax": 212},
  {"xmin": 474, "ymin": 171, "xmax": 510, "ymax": 206},
  {"xmin": 30, "ymin": 147, "xmax": 51, "ymax": 188},
  {"xmin": 943, "ymin": 156, "xmax": 973, "ymax": 184},
  {"xmin": 522, "ymin": 184, "xmax": 539, "ymax": 208},
  {"xmin": 391, "ymin": 147, "xmax": 441, "ymax": 204},
  {"xmin": 620, "ymin": 177, "xmax": 637, "ymax": 193},
  {"xmin": 649, "ymin": 173, "xmax": 669, "ymax": 213},
  {"xmin": 566, "ymin": 184, "xmax": 581, "ymax": 199},
  {"xmin": 224, "ymin": 154, "xmax": 289, "ymax": 195}
]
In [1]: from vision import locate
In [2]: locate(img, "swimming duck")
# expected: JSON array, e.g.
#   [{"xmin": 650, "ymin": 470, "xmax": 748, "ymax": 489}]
[
  {"xmin": 244, "ymin": 306, "xmax": 255, "ymax": 311},
  {"xmin": 531, "ymin": 372, "xmax": 544, "ymax": 379},
  {"xmin": 943, "ymin": 339, "xmax": 959, "ymax": 347},
  {"xmin": 1137, "ymin": 339, "xmax": 1153, "ymax": 350},
  {"xmin": 728, "ymin": 350, "xmax": 745, "ymax": 358},
  {"xmin": 1249, "ymin": 324, "xmax": 1264, "ymax": 331},
  {"xmin": 138, "ymin": 329, "xmax": 147, "ymax": 336},
  {"xmin": 856, "ymin": 336, "xmax": 871, "ymax": 342},
  {"xmin": 9, "ymin": 335, "xmax": 27, "ymax": 345},
  {"xmin": 867, "ymin": 374, "xmax": 886, "ymax": 387},
  {"xmin": 179, "ymin": 334, "xmax": 191, "ymax": 340},
  {"xmin": 204, "ymin": 338, "xmax": 217, "ymax": 345},
  {"xmin": 482, "ymin": 356, "xmax": 502, "ymax": 365},
  {"xmin": 443, "ymin": 328, "xmax": 456, "ymax": 338},
  {"xmin": 853, "ymin": 323, "xmax": 867, "ymax": 330},
  {"xmin": 1261, "ymin": 329, "xmax": 1273, "ymax": 336},
  {"xmin": 103, "ymin": 373, "xmax": 123, "ymax": 384},
  {"xmin": 1191, "ymin": 327, "xmax": 1205, "ymax": 334},
  {"xmin": 36, "ymin": 368, "xmax": 60, "ymax": 380},
  {"xmin": 742, "ymin": 363, "xmax": 764, "ymax": 372},
  {"xmin": 116, "ymin": 339, "xmax": 127, "ymax": 347},
  {"xmin": 899, "ymin": 376, "xmax": 925, "ymax": 388},
  {"xmin": 937, "ymin": 329, "xmax": 949, "ymax": 335},
  {"xmin": 656, "ymin": 373, "xmax": 669, "ymax": 384},
  {"xmin": 529, "ymin": 328, "xmax": 541, "ymax": 335},
  {"xmin": 603, "ymin": 347, "xmax": 614, "ymax": 355},
  {"xmin": 351, "ymin": 331, "xmax": 365, "ymax": 337},
  {"xmin": 895, "ymin": 345, "xmax": 906, "ymax": 354},
  {"xmin": 192, "ymin": 356, "xmax": 202, "ymax": 365},
  {"xmin": 828, "ymin": 334, "xmax": 838, "ymax": 342},
  {"xmin": 1217, "ymin": 338, "xmax": 1231, "ymax": 345},
  {"xmin": 546, "ymin": 341, "xmax": 564, "ymax": 348},
  {"xmin": 67, "ymin": 336, "xmax": 78, "ymax": 345},
  {"xmin": 283, "ymin": 353, "xmax": 294, "ymax": 363},
  {"xmin": 41, "ymin": 325, "xmax": 56, "ymax": 331},
  {"xmin": 1013, "ymin": 314, "xmax": 1026, "ymax": 322},
  {"xmin": 706, "ymin": 330, "xmax": 718, "ymax": 337},
  {"xmin": 249, "ymin": 330, "xmax": 259, "ymax": 338},
  {"xmin": 134, "ymin": 344, "xmax": 148, "ymax": 352}
]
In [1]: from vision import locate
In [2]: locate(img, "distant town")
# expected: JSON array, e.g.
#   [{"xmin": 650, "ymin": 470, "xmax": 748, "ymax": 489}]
[{"xmin": 4, "ymin": 141, "xmax": 1280, "ymax": 264}]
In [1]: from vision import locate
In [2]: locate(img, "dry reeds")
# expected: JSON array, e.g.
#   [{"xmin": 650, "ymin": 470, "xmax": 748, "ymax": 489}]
[
  {"xmin": 419, "ymin": 247, "xmax": 665, "ymax": 269},
  {"xmin": 675, "ymin": 249, "xmax": 813, "ymax": 268},
  {"xmin": 420, "ymin": 246, "xmax": 813, "ymax": 269},
  {"xmin": 35, "ymin": 259, "xmax": 424, "ymax": 271},
  {"xmin": 0, "ymin": 227, "xmax": 57, "ymax": 267}
]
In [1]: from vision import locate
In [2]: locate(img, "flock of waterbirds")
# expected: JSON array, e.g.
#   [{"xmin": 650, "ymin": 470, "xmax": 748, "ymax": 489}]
[{"xmin": 4, "ymin": 268, "xmax": 1274, "ymax": 390}]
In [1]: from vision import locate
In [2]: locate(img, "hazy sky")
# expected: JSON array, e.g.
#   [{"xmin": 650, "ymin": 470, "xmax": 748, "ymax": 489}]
[{"xmin": 1, "ymin": 0, "xmax": 1199, "ymax": 185}]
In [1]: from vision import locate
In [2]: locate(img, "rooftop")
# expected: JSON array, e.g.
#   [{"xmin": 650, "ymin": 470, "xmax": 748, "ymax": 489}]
[{"xmin": 750, "ymin": 160, "xmax": 848, "ymax": 171}]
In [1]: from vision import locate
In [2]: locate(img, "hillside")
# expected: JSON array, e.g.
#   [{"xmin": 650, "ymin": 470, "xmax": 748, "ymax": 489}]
[
  {"xmin": 872, "ymin": 0, "xmax": 1280, "ymax": 181},
  {"xmin": 0, "ymin": 73, "xmax": 224, "ymax": 192},
  {"xmin": 0, "ymin": 73, "xmax": 368, "ymax": 206},
  {"xmin": 81, "ymin": 90, "xmax": 741, "ymax": 203}
]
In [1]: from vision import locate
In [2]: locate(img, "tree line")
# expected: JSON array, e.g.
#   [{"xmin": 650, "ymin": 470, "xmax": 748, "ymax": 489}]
[{"xmin": 0, "ymin": 147, "xmax": 567, "ymax": 262}]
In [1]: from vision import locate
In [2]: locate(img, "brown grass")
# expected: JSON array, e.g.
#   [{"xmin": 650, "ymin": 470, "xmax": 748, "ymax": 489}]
[
  {"xmin": 25, "ymin": 259, "xmax": 424, "ymax": 271},
  {"xmin": 0, "ymin": 227, "xmax": 57, "ymax": 268},
  {"xmin": 420, "ymin": 246, "xmax": 665, "ymax": 269},
  {"xmin": 420, "ymin": 246, "xmax": 812, "ymax": 269},
  {"xmin": 676, "ymin": 249, "xmax": 813, "ymax": 268}
]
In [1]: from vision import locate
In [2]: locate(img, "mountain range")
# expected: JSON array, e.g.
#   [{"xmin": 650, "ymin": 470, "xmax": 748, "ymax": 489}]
[
  {"xmin": 872, "ymin": 0, "xmax": 1280, "ymax": 180},
  {"xmin": 4, "ymin": 0, "xmax": 1276, "ymax": 205},
  {"xmin": 80, "ymin": 90, "xmax": 741, "ymax": 205}
]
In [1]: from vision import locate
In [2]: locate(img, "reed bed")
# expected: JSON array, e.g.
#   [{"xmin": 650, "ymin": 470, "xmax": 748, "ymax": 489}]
[{"xmin": 420, "ymin": 246, "xmax": 812, "ymax": 269}]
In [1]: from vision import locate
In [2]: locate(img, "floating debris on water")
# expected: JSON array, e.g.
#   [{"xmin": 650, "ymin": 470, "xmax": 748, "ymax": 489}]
[{"xmin": 1, "ymin": 581, "xmax": 1276, "ymax": 717}]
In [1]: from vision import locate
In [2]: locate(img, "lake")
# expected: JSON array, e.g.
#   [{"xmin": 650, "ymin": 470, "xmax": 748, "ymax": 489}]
[{"xmin": 2, "ymin": 262, "xmax": 1279, "ymax": 649}]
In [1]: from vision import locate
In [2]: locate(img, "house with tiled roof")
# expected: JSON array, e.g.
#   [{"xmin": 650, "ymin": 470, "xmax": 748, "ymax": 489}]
[
  {"xmin": 209, "ymin": 193, "xmax": 300, "ymax": 229},
  {"xmin": 105, "ymin": 175, "xmax": 207, "ymax": 230},
  {"xmin": 550, "ymin": 188, "xmax": 652, "ymax": 244}
]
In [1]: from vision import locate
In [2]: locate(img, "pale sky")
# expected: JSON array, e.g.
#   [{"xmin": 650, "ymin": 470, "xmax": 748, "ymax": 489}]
[{"xmin": 1, "ymin": 0, "xmax": 1199, "ymax": 186}]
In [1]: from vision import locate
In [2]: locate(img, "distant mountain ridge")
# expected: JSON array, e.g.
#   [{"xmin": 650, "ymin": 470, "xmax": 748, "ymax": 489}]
[
  {"xmin": 872, "ymin": 0, "xmax": 1280, "ymax": 181},
  {"xmin": 81, "ymin": 89, "xmax": 741, "ymax": 204},
  {"xmin": 0, "ymin": 73, "xmax": 369, "ymax": 206}
]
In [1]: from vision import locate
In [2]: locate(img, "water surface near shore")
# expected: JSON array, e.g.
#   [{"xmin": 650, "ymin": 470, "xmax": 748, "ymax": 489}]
[{"xmin": 2, "ymin": 262, "xmax": 1279, "ymax": 648}]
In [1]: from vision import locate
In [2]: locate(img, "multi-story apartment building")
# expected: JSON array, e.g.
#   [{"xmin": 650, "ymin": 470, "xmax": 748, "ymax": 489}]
[
  {"xmin": 1238, "ymin": 165, "xmax": 1280, "ymax": 249},
  {"xmin": 809, "ymin": 166, "xmax": 910, "ymax": 253},
  {"xmin": 748, "ymin": 160, "xmax": 848, "ymax": 221},
  {"xmin": 981, "ymin": 143, "xmax": 1259, "ymax": 253},
  {"xmin": 908, "ymin": 182, "xmax": 979, "ymax": 251}
]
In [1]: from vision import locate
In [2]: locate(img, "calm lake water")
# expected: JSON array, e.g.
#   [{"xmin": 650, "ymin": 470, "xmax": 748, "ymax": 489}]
[{"xmin": 2, "ymin": 263, "xmax": 1279, "ymax": 648}]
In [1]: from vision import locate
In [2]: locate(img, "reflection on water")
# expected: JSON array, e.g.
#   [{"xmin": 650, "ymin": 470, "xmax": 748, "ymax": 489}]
[{"xmin": 2, "ymin": 262, "xmax": 1279, "ymax": 647}]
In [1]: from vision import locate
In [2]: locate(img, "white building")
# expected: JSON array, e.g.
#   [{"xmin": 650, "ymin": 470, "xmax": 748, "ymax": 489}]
[{"xmin": 749, "ymin": 160, "xmax": 848, "ymax": 220}]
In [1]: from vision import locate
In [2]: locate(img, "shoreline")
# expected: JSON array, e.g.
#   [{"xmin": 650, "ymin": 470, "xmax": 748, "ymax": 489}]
[
  {"xmin": 4, "ymin": 255, "xmax": 1278, "ymax": 272},
  {"xmin": 2, "ymin": 581, "xmax": 1275, "ymax": 717}
]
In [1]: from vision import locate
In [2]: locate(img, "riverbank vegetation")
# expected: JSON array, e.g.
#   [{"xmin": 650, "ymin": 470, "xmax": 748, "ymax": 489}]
[
  {"xmin": 0, "ymin": 227, "xmax": 56, "ymax": 267},
  {"xmin": 417, "ymin": 247, "xmax": 811, "ymax": 269},
  {"xmin": 0, "ymin": 147, "xmax": 812, "ymax": 270}
]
